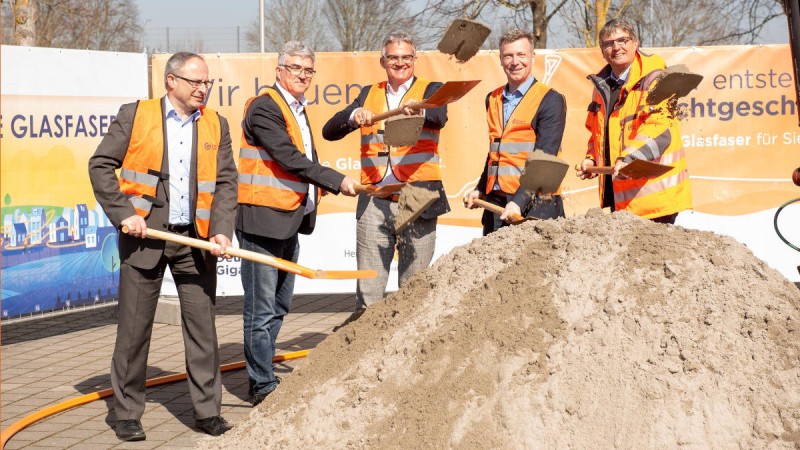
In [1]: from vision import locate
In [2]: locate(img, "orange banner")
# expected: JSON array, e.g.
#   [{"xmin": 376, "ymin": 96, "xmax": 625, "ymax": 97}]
[{"xmin": 152, "ymin": 45, "xmax": 800, "ymax": 223}]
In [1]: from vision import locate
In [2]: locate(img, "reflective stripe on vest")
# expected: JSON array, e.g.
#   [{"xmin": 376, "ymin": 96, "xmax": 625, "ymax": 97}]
[
  {"xmin": 359, "ymin": 79, "xmax": 442, "ymax": 184},
  {"xmin": 238, "ymin": 88, "xmax": 309, "ymax": 211},
  {"xmin": 120, "ymin": 98, "xmax": 220, "ymax": 238},
  {"xmin": 485, "ymin": 82, "xmax": 560, "ymax": 195}
]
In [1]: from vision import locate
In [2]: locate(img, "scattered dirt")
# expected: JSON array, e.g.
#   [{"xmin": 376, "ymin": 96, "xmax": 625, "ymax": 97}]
[
  {"xmin": 436, "ymin": 19, "xmax": 491, "ymax": 63},
  {"xmin": 199, "ymin": 210, "xmax": 800, "ymax": 449},
  {"xmin": 394, "ymin": 184, "xmax": 439, "ymax": 233}
]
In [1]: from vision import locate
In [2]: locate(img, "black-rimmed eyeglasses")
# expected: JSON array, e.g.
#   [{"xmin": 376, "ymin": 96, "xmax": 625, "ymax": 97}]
[
  {"xmin": 280, "ymin": 64, "xmax": 317, "ymax": 77},
  {"xmin": 600, "ymin": 36, "xmax": 633, "ymax": 50},
  {"xmin": 172, "ymin": 74, "xmax": 213, "ymax": 90}
]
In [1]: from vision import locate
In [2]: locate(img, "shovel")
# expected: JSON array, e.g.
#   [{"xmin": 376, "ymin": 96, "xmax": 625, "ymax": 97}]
[
  {"xmin": 518, "ymin": 150, "xmax": 570, "ymax": 194},
  {"xmin": 646, "ymin": 64, "xmax": 703, "ymax": 105},
  {"xmin": 355, "ymin": 183, "xmax": 439, "ymax": 232},
  {"xmin": 370, "ymin": 80, "xmax": 481, "ymax": 123},
  {"xmin": 467, "ymin": 198, "xmax": 530, "ymax": 224},
  {"xmin": 122, "ymin": 227, "xmax": 377, "ymax": 280},
  {"xmin": 437, "ymin": 19, "xmax": 492, "ymax": 63},
  {"xmin": 354, "ymin": 183, "xmax": 406, "ymax": 197},
  {"xmin": 582, "ymin": 159, "xmax": 673, "ymax": 179}
]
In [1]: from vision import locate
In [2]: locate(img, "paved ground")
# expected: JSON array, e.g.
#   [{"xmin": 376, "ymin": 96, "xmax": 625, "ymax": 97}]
[{"xmin": 0, "ymin": 293, "xmax": 356, "ymax": 449}]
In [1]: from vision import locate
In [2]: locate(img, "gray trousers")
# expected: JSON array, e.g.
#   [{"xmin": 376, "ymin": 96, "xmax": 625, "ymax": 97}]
[
  {"xmin": 111, "ymin": 230, "xmax": 221, "ymax": 421},
  {"xmin": 355, "ymin": 196, "xmax": 436, "ymax": 311}
]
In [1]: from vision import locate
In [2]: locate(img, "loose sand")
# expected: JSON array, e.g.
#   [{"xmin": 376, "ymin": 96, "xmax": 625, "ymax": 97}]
[
  {"xmin": 395, "ymin": 184, "xmax": 440, "ymax": 233},
  {"xmin": 200, "ymin": 210, "xmax": 800, "ymax": 449}
]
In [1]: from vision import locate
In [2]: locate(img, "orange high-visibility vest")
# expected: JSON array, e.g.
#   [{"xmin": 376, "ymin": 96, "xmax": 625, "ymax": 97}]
[
  {"xmin": 584, "ymin": 51, "xmax": 692, "ymax": 219},
  {"xmin": 119, "ymin": 99, "xmax": 220, "ymax": 238},
  {"xmin": 238, "ymin": 88, "xmax": 311, "ymax": 211},
  {"xmin": 360, "ymin": 79, "xmax": 442, "ymax": 184},
  {"xmin": 485, "ymin": 81, "xmax": 561, "ymax": 195}
]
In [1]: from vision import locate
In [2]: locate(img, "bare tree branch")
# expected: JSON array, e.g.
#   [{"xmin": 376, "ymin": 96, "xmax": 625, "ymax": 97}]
[
  {"xmin": 245, "ymin": 0, "xmax": 329, "ymax": 52},
  {"xmin": 6, "ymin": 0, "xmax": 142, "ymax": 51},
  {"xmin": 324, "ymin": 0, "xmax": 415, "ymax": 51}
]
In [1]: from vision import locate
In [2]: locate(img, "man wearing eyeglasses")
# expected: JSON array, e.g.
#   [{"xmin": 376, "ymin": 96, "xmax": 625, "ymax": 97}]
[
  {"xmin": 576, "ymin": 18, "xmax": 692, "ymax": 223},
  {"xmin": 464, "ymin": 28, "xmax": 567, "ymax": 235},
  {"xmin": 236, "ymin": 41, "xmax": 357, "ymax": 406},
  {"xmin": 322, "ymin": 31, "xmax": 449, "ymax": 319},
  {"xmin": 89, "ymin": 52, "xmax": 238, "ymax": 440}
]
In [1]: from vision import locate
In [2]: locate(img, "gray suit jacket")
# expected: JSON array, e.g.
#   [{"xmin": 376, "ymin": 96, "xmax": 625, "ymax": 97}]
[{"xmin": 88, "ymin": 97, "xmax": 238, "ymax": 270}]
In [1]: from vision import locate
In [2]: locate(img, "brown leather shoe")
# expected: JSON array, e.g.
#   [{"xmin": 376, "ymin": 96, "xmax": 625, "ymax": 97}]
[
  {"xmin": 115, "ymin": 419, "xmax": 146, "ymax": 441},
  {"xmin": 194, "ymin": 415, "xmax": 233, "ymax": 436}
]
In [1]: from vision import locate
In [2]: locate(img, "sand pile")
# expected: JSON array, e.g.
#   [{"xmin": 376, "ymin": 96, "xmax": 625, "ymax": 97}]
[{"xmin": 201, "ymin": 210, "xmax": 800, "ymax": 449}]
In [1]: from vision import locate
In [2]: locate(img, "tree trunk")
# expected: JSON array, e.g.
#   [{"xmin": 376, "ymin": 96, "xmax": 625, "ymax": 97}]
[
  {"xmin": 14, "ymin": 0, "xmax": 37, "ymax": 46},
  {"xmin": 530, "ymin": 0, "xmax": 547, "ymax": 48}
]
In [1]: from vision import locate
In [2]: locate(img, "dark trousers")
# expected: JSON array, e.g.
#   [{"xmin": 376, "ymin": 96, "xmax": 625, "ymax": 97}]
[{"xmin": 111, "ymin": 229, "xmax": 221, "ymax": 421}]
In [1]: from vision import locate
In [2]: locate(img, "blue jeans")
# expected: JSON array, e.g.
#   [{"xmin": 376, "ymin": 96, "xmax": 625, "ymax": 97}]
[{"xmin": 237, "ymin": 230, "xmax": 299, "ymax": 396}]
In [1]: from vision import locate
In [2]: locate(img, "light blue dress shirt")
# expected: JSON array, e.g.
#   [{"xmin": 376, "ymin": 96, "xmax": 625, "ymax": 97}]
[
  {"xmin": 501, "ymin": 75, "xmax": 536, "ymax": 127},
  {"xmin": 164, "ymin": 96, "xmax": 200, "ymax": 226}
]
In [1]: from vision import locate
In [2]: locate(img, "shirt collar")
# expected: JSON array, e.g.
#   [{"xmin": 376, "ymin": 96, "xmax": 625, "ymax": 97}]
[
  {"xmin": 163, "ymin": 95, "xmax": 200, "ymax": 122},
  {"xmin": 503, "ymin": 75, "xmax": 536, "ymax": 100},
  {"xmin": 274, "ymin": 81, "xmax": 308, "ymax": 108},
  {"xmin": 609, "ymin": 66, "xmax": 632, "ymax": 86},
  {"xmin": 387, "ymin": 77, "xmax": 414, "ymax": 95}
]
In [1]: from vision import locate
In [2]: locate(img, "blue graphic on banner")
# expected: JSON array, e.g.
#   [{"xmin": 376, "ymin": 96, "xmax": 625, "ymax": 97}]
[{"xmin": 1, "ymin": 202, "xmax": 120, "ymax": 318}]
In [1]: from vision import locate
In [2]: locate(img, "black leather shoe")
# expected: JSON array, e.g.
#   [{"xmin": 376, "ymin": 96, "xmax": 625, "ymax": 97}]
[
  {"xmin": 252, "ymin": 376, "xmax": 281, "ymax": 406},
  {"xmin": 115, "ymin": 419, "xmax": 146, "ymax": 441},
  {"xmin": 194, "ymin": 416, "xmax": 233, "ymax": 436}
]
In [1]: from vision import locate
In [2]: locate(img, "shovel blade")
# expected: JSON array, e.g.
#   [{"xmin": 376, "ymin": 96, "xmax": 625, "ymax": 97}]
[
  {"xmin": 314, "ymin": 269, "xmax": 377, "ymax": 279},
  {"xmin": 437, "ymin": 19, "xmax": 492, "ymax": 62},
  {"xmin": 423, "ymin": 80, "xmax": 481, "ymax": 108},
  {"xmin": 647, "ymin": 64, "xmax": 703, "ymax": 105},
  {"xmin": 519, "ymin": 151, "xmax": 569, "ymax": 194},
  {"xmin": 384, "ymin": 115, "xmax": 424, "ymax": 147}
]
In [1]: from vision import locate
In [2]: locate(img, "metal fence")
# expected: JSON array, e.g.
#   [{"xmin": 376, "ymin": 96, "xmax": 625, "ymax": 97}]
[{"xmin": 143, "ymin": 26, "xmax": 256, "ymax": 54}]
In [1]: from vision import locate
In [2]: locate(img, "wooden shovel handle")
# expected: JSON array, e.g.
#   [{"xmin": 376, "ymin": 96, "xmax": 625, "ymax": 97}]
[
  {"xmin": 121, "ymin": 227, "xmax": 376, "ymax": 280},
  {"xmin": 471, "ymin": 198, "xmax": 526, "ymax": 223},
  {"xmin": 583, "ymin": 166, "xmax": 615, "ymax": 175},
  {"xmin": 354, "ymin": 183, "xmax": 405, "ymax": 196},
  {"xmin": 370, "ymin": 103, "xmax": 432, "ymax": 122}
]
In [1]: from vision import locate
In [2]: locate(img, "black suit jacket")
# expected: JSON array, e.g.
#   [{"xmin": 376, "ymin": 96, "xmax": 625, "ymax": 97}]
[
  {"xmin": 236, "ymin": 86, "xmax": 346, "ymax": 240},
  {"xmin": 476, "ymin": 80, "xmax": 567, "ymax": 208},
  {"xmin": 322, "ymin": 77, "xmax": 450, "ymax": 220},
  {"xmin": 88, "ymin": 97, "xmax": 238, "ymax": 270}
]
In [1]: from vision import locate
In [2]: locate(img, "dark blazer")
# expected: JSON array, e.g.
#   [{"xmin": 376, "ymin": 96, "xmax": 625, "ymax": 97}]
[
  {"xmin": 476, "ymin": 80, "xmax": 567, "ymax": 208},
  {"xmin": 88, "ymin": 97, "xmax": 238, "ymax": 270},
  {"xmin": 236, "ymin": 86, "xmax": 346, "ymax": 240},
  {"xmin": 322, "ymin": 77, "xmax": 451, "ymax": 220}
]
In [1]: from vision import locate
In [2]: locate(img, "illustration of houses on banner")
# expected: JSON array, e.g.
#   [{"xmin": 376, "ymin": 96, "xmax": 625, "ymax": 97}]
[
  {"xmin": 75, "ymin": 204, "xmax": 88, "ymax": 240},
  {"xmin": 85, "ymin": 226, "xmax": 97, "ymax": 249},
  {"xmin": 49, "ymin": 216, "xmax": 70, "ymax": 243},
  {"xmin": 11, "ymin": 223, "xmax": 27, "ymax": 246},
  {"xmin": 29, "ymin": 207, "xmax": 46, "ymax": 244}
]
